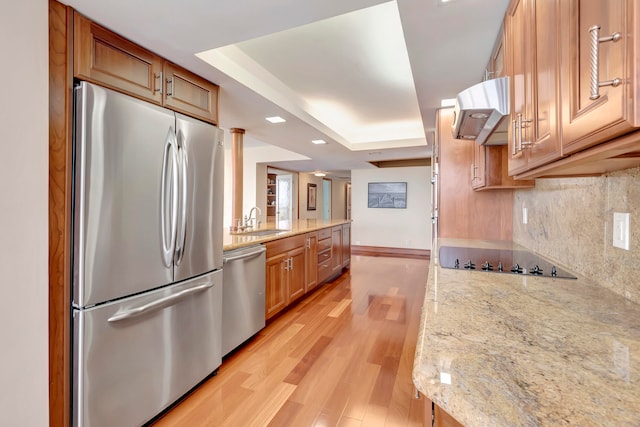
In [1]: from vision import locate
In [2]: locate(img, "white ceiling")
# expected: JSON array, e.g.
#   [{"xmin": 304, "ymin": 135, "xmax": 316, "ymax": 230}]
[{"xmin": 61, "ymin": 0, "xmax": 509, "ymax": 178}]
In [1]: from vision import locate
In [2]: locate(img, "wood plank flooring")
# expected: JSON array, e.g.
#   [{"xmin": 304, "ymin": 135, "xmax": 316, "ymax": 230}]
[{"xmin": 152, "ymin": 254, "xmax": 429, "ymax": 427}]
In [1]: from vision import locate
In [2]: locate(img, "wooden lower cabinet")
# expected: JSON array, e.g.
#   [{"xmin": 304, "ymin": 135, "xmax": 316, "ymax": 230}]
[
  {"xmin": 265, "ymin": 235, "xmax": 306, "ymax": 320},
  {"xmin": 265, "ymin": 224, "xmax": 351, "ymax": 320},
  {"xmin": 434, "ymin": 404, "xmax": 464, "ymax": 427},
  {"xmin": 317, "ymin": 228, "xmax": 333, "ymax": 283},
  {"xmin": 341, "ymin": 223, "xmax": 351, "ymax": 267},
  {"xmin": 304, "ymin": 232, "xmax": 318, "ymax": 292},
  {"xmin": 421, "ymin": 393, "xmax": 464, "ymax": 427},
  {"xmin": 331, "ymin": 226, "xmax": 343, "ymax": 275}
]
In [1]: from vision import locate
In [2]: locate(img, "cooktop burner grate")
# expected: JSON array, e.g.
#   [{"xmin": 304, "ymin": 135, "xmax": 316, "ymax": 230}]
[{"xmin": 439, "ymin": 246, "xmax": 577, "ymax": 280}]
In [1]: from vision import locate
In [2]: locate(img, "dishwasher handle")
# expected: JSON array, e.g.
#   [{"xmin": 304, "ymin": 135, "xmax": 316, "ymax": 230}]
[{"xmin": 223, "ymin": 246, "xmax": 266, "ymax": 264}]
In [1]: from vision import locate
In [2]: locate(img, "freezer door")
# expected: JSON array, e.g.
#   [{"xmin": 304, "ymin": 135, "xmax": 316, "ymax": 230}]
[
  {"xmin": 73, "ymin": 82, "xmax": 176, "ymax": 307},
  {"xmin": 73, "ymin": 270, "xmax": 222, "ymax": 427},
  {"xmin": 174, "ymin": 113, "xmax": 224, "ymax": 281}
]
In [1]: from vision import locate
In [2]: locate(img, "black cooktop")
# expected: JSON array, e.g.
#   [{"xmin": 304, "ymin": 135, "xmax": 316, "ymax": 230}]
[{"xmin": 439, "ymin": 246, "xmax": 577, "ymax": 279}]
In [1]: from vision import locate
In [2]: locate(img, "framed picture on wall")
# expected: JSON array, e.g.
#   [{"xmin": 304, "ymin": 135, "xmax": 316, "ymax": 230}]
[
  {"xmin": 307, "ymin": 183, "xmax": 317, "ymax": 210},
  {"xmin": 367, "ymin": 182, "xmax": 407, "ymax": 208}
]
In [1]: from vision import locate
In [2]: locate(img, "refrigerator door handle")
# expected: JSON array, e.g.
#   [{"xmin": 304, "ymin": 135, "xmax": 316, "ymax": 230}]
[
  {"xmin": 174, "ymin": 130, "xmax": 188, "ymax": 266},
  {"xmin": 107, "ymin": 282, "xmax": 214, "ymax": 323},
  {"xmin": 160, "ymin": 128, "xmax": 179, "ymax": 268}
]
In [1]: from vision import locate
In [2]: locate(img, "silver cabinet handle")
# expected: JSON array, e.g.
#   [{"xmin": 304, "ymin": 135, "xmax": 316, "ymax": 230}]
[
  {"xmin": 516, "ymin": 113, "xmax": 532, "ymax": 152},
  {"xmin": 289, "ymin": 257, "xmax": 293, "ymax": 271},
  {"xmin": 284, "ymin": 257, "xmax": 290, "ymax": 271},
  {"xmin": 108, "ymin": 282, "xmax": 213, "ymax": 322},
  {"xmin": 512, "ymin": 119, "xmax": 518, "ymax": 155},
  {"xmin": 589, "ymin": 25, "xmax": 622, "ymax": 100},
  {"xmin": 166, "ymin": 77, "xmax": 175, "ymax": 97},
  {"xmin": 154, "ymin": 72, "xmax": 163, "ymax": 94}
]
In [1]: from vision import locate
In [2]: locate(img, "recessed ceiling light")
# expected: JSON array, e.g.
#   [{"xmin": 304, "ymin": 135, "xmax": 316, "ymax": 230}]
[
  {"xmin": 440, "ymin": 98, "xmax": 456, "ymax": 107},
  {"xmin": 314, "ymin": 172, "xmax": 326, "ymax": 177},
  {"xmin": 265, "ymin": 116, "xmax": 286, "ymax": 123},
  {"xmin": 311, "ymin": 139, "xmax": 327, "ymax": 145}
]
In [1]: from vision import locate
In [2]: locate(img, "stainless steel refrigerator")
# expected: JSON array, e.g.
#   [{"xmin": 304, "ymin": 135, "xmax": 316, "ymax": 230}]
[{"xmin": 72, "ymin": 82, "xmax": 224, "ymax": 426}]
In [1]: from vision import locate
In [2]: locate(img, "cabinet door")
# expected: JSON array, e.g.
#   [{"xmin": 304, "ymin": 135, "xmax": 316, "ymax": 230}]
[
  {"xmin": 434, "ymin": 404, "xmax": 464, "ymax": 427},
  {"xmin": 73, "ymin": 13, "xmax": 163, "ymax": 104},
  {"xmin": 331, "ymin": 227, "xmax": 343, "ymax": 274},
  {"xmin": 305, "ymin": 233, "xmax": 318, "ymax": 292},
  {"xmin": 507, "ymin": 0, "xmax": 561, "ymax": 174},
  {"xmin": 471, "ymin": 143, "xmax": 486, "ymax": 189},
  {"xmin": 506, "ymin": 0, "xmax": 529, "ymax": 175},
  {"xmin": 559, "ymin": 0, "xmax": 638, "ymax": 155},
  {"xmin": 341, "ymin": 224, "xmax": 351, "ymax": 267},
  {"xmin": 265, "ymin": 253, "xmax": 287, "ymax": 320},
  {"xmin": 288, "ymin": 247, "xmax": 306, "ymax": 302},
  {"xmin": 163, "ymin": 62, "xmax": 219, "ymax": 125},
  {"xmin": 526, "ymin": 0, "xmax": 561, "ymax": 169}
]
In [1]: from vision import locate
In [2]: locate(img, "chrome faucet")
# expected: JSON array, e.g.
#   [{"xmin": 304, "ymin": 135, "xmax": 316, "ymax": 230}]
[{"xmin": 246, "ymin": 206, "xmax": 262, "ymax": 229}]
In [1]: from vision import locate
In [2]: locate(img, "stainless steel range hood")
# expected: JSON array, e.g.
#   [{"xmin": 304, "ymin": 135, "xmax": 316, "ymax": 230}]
[{"xmin": 451, "ymin": 76, "xmax": 509, "ymax": 145}]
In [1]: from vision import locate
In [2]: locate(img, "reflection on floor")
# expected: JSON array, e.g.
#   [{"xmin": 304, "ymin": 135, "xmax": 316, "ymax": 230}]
[{"xmin": 153, "ymin": 254, "xmax": 429, "ymax": 427}]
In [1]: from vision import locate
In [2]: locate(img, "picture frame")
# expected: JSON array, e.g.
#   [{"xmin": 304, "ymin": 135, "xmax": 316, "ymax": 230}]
[
  {"xmin": 307, "ymin": 183, "xmax": 317, "ymax": 210},
  {"xmin": 367, "ymin": 182, "xmax": 407, "ymax": 208}
]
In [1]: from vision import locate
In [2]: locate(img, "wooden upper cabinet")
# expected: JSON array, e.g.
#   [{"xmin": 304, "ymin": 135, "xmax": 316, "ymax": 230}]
[
  {"xmin": 73, "ymin": 13, "xmax": 163, "ymax": 104},
  {"xmin": 473, "ymin": 144, "xmax": 534, "ymax": 190},
  {"xmin": 506, "ymin": 0, "xmax": 561, "ymax": 176},
  {"xmin": 73, "ymin": 12, "xmax": 219, "ymax": 124},
  {"xmin": 163, "ymin": 62, "xmax": 219, "ymax": 124},
  {"xmin": 559, "ymin": 0, "xmax": 639, "ymax": 155}
]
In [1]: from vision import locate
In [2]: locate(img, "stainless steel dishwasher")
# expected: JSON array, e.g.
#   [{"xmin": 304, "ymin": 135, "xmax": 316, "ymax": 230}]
[{"xmin": 222, "ymin": 244, "xmax": 266, "ymax": 356}]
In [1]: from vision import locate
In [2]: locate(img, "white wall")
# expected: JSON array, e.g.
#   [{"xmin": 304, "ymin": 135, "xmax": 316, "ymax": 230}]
[
  {"xmin": 331, "ymin": 179, "xmax": 348, "ymax": 220},
  {"xmin": 351, "ymin": 166, "xmax": 431, "ymax": 250},
  {"xmin": 298, "ymin": 173, "xmax": 324, "ymax": 220},
  {"xmin": 0, "ymin": 2, "xmax": 49, "ymax": 425}
]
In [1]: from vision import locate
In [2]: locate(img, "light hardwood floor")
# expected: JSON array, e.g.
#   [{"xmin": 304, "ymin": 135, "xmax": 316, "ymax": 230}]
[{"xmin": 152, "ymin": 254, "xmax": 429, "ymax": 427}]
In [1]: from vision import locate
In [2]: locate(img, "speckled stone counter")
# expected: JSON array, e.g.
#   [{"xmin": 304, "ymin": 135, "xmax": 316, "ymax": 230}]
[
  {"xmin": 413, "ymin": 238, "xmax": 640, "ymax": 426},
  {"xmin": 223, "ymin": 219, "xmax": 350, "ymax": 251}
]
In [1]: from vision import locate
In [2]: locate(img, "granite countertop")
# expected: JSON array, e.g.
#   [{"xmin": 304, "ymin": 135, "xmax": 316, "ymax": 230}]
[
  {"xmin": 413, "ymin": 238, "xmax": 640, "ymax": 426},
  {"xmin": 223, "ymin": 219, "xmax": 350, "ymax": 251}
]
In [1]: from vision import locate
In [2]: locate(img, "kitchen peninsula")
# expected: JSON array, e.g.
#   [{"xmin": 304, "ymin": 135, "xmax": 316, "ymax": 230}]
[{"xmin": 413, "ymin": 238, "xmax": 640, "ymax": 426}]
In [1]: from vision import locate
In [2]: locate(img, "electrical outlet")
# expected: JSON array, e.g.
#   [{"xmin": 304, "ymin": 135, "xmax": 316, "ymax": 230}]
[
  {"xmin": 613, "ymin": 212, "xmax": 630, "ymax": 250},
  {"xmin": 522, "ymin": 207, "xmax": 528, "ymax": 225}
]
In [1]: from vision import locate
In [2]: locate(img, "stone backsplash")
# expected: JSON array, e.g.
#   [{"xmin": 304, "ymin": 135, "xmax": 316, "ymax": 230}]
[{"xmin": 514, "ymin": 167, "xmax": 640, "ymax": 304}]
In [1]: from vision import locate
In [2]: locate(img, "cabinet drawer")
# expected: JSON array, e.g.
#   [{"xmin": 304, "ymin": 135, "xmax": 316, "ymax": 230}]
[
  {"xmin": 266, "ymin": 234, "xmax": 305, "ymax": 258},
  {"xmin": 318, "ymin": 251, "xmax": 331, "ymax": 264},
  {"xmin": 318, "ymin": 228, "xmax": 332, "ymax": 240},
  {"xmin": 318, "ymin": 237, "xmax": 332, "ymax": 252}
]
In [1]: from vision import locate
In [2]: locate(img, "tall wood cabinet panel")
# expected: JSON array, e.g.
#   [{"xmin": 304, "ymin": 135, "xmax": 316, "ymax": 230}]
[
  {"xmin": 437, "ymin": 108, "xmax": 514, "ymax": 241},
  {"xmin": 341, "ymin": 223, "xmax": 351, "ymax": 268},
  {"xmin": 559, "ymin": 0, "xmax": 639, "ymax": 155},
  {"xmin": 506, "ymin": 0, "xmax": 561, "ymax": 176},
  {"xmin": 331, "ymin": 226, "xmax": 343, "ymax": 275},
  {"xmin": 73, "ymin": 13, "xmax": 163, "ymax": 104}
]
